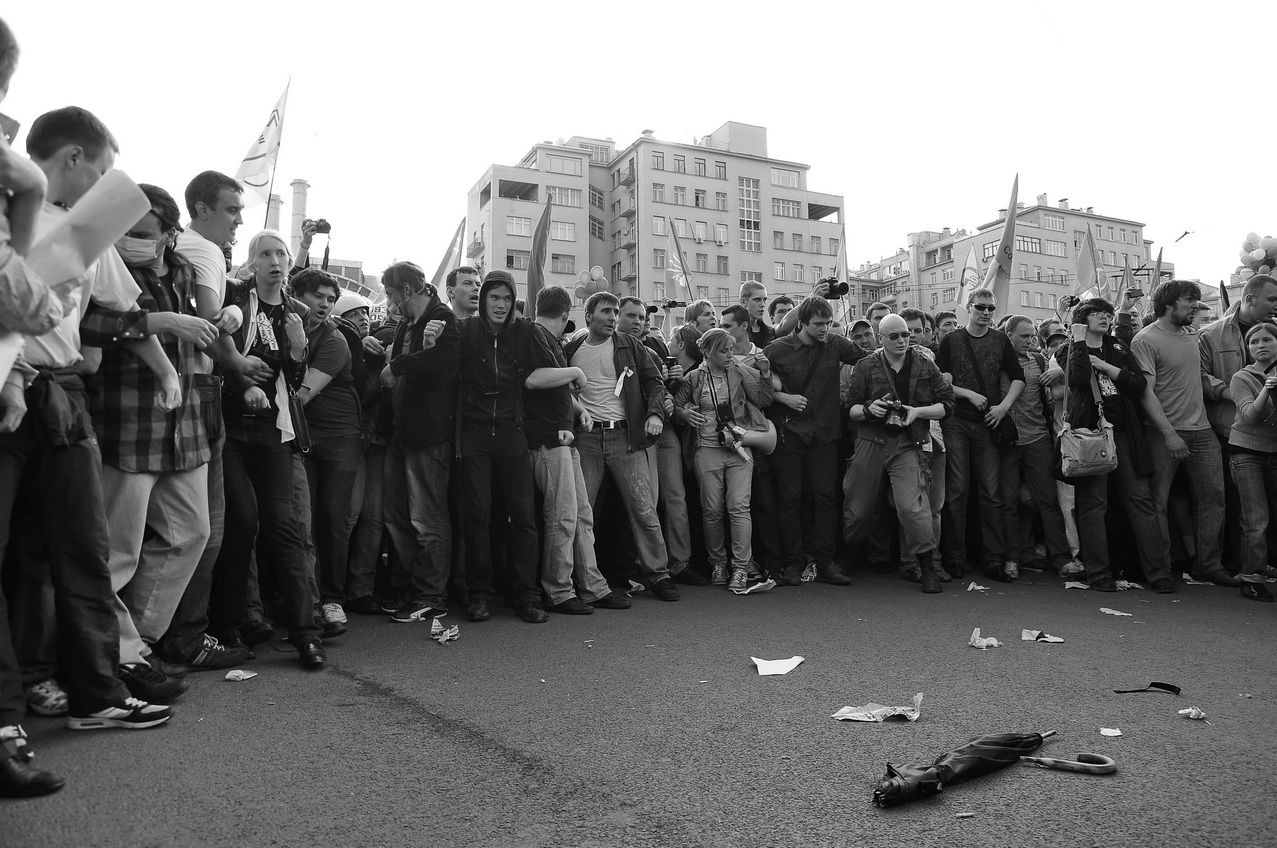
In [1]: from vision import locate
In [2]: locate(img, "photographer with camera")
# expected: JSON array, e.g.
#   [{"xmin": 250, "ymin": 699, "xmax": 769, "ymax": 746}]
[
  {"xmin": 292, "ymin": 218, "xmax": 329, "ymax": 272},
  {"xmin": 675, "ymin": 329, "xmax": 773, "ymax": 591},
  {"xmin": 843, "ymin": 314, "xmax": 954, "ymax": 593},
  {"xmin": 765, "ymin": 294, "xmax": 868, "ymax": 586}
]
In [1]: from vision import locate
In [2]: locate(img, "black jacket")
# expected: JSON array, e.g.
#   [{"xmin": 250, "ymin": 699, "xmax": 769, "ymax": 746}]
[{"xmin": 387, "ymin": 297, "xmax": 460, "ymax": 449}]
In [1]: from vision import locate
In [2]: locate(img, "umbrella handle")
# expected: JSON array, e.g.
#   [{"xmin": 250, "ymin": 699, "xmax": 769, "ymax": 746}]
[{"xmin": 1020, "ymin": 753, "xmax": 1117, "ymax": 775}]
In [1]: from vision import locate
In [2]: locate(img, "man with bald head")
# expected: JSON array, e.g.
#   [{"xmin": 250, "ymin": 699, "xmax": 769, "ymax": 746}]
[{"xmin": 843, "ymin": 314, "xmax": 954, "ymax": 593}]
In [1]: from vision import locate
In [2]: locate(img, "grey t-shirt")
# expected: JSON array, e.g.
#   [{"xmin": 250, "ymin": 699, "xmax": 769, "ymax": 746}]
[
  {"xmin": 571, "ymin": 337, "xmax": 625, "ymax": 422},
  {"xmin": 1131, "ymin": 323, "xmax": 1210, "ymax": 431}
]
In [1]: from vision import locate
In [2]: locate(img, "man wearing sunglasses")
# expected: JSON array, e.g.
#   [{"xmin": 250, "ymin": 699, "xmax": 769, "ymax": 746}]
[{"xmin": 935, "ymin": 288, "xmax": 1025, "ymax": 582}]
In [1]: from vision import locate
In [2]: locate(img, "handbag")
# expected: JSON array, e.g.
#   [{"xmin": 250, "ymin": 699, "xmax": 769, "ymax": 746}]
[
  {"xmin": 288, "ymin": 391, "xmax": 312, "ymax": 453},
  {"xmin": 957, "ymin": 330, "xmax": 1019, "ymax": 445},
  {"xmin": 1056, "ymin": 341, "xmax": 1117, "ymax": 478}
]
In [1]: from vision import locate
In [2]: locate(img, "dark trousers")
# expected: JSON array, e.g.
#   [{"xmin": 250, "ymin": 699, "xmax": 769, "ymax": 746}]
[
  {"xmin": 210, "ymin": 434, "xmax": 319, "ymax": 645},
  {"xmin": 774, "ymin": 438, "xmax": 838, "ymax": 569},
  {"xmin": 0, "ymin": 384, "xmax": 129, "ymax": 724},
  {"xmin": 305, "ymin": 433, "xmax": 363, "ymax": 604},
  {"xmin": 346, "ymin": 444, "xmax": 386, "ymax": 600},
  {"xmin": 750, "ymin": 453, "xmax": 783, "ymax": 576},
  {"xmin": 158, "ymin": 429, "xmax": 224, "ymax": 661},
  {"xmin": 460, "ymin": 428, "xmax": 539, "ymax": 606},
  {"xmin": 1072, "ymin": 430, "xmax": 1170, "ymax": 583},
  {"xmin": 2, "ymin": 498, "xmax": 57, "ymax": 686},
  {"xmin": 941, "ymin": 417, "xmax": 1005, "ymax": 569}
]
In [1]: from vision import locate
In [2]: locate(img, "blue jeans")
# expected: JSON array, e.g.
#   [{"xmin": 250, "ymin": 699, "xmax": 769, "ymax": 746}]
[
  {"xmin": 578, "ymin": 427, "xmax": 670, "ymax": 582},
  {"xmin": 693, "ymin": 447, "xmax": 753, "ymax": 571},
  {"xmin": 1229, "ymin": 452, "xmax": 1277, "ymax": 579},
  {"xmin": 941, "ymin": 417, "xmax": 1005, "ymax": 569},
  {"xmin": 1147, "ymin": 428, "xmax": 1225, "ymax": 576},
  {"xmin": 651, "ymin": 427, "xmax": 692, "ymax": 575},
  {"xmin": 843, "ymin": 437, "xmax": 935, "ymax": 559},
  {"xmin": 383, "ymin": 437, "xmax": 452, "ymax": 608},
  {"xmin": 531, "ymin": 445, "xmax": 611, "ymax": 604},
  {"xmin": 304, "ymin": 433, "xmax": 363, "ymax": 604}
]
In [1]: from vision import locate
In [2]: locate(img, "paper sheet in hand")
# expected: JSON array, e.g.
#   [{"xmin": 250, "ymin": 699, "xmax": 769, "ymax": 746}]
[
  {"xmin": 751, "ymin": 656, "xmax": 804, "ymax": 676},
  {"xmin": 27, "ymin": 170, "xmax": 149, "ymax": 288},
  {"xmin": 832, "ymin": 692, "xmax": 923, "ymax": 722}
]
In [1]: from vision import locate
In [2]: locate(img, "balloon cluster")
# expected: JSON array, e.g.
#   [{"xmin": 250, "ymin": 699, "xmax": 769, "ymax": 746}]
[
  {"xmin": 574, "ymin": 265, "xmax": 609, "ymax": 301},
  {"xmin": 1237, "ymin": 231, "xmax": 1277, "ymax": 281}
]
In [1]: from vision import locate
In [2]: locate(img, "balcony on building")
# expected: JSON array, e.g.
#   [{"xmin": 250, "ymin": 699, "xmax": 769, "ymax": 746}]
[
  {"xmin": 619, "ymin": 166, "xmax": 636, "ymax": 186},
  {"xmin": 620, "ymin": 197, "xmax": 637, "ymax": 218},
  {"xmin": 806, "ymin": 192, "xmax": 842, "ymax": 222},
  {"xmin": 466, "ymin": 237, "xmax": 484, "ymax": 258},
  {"xmin": 618, "ymin": 229, "xmax": 636, "ymax": 250},
  {"xmin": 620, "ymin": 265, "xmax": 637, "ymax": 282},
  {"xmin": 498, "ymin": 179, "xmax": 539, "ymax": 202}
]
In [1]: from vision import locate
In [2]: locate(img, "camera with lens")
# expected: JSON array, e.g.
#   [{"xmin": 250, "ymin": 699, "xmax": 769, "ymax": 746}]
[
  {"xmin": 715, "ymin": 402, "xmax": 751, "ymax": 460},
  {"xmin": 309, "ymin": 218, "xmax": 332, "ymax": 234},
  {"xmin": 819, "ymin": 276, "xmax": 849, "ymax": 298},
  {"xmin": 880, "ymin": 395, "xmax": 907, "ymax": 435},
  {"xmin": 664, "ymin": 299, "xmax": 688, "ymax": 309}
]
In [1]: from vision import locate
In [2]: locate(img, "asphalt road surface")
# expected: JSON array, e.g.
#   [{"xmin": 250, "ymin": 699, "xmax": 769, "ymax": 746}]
[{"xmin": 6, "ymin": 568, "xmax": 1276, "ymax": 848}]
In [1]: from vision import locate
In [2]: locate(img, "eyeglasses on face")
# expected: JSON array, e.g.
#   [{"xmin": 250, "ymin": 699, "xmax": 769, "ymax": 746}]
[
  {"xmin": 882, "ymin": 332, "xmax": 909, "ymax": 341},
  {"xmin": 971, "ymin": 304, "xmax": 997, "ymax": 313}
]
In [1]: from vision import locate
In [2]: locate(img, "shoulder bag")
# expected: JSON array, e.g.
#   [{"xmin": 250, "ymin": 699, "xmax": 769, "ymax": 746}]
[{"xmin": 1056, "ymin": 341, "xmax": 1116, "ymax": 477}]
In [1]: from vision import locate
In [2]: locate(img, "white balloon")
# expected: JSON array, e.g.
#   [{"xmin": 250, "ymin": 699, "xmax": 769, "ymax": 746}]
[{"xmin": 1253, "ymin": 248, "xmax": 1267, "ymax": 261}]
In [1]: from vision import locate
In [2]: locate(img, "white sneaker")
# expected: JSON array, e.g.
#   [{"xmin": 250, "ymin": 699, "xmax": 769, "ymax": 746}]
[
  {"xmin": 321, "ymin": 602, "xmax": 348, "ymax": 625},
  {"xmin": 67, "ymin": 698, "xmax": 172, "ymax": 731},
  {"xmin": 710, "ymin": 564, "xmax": 728, "ymax": 586}
]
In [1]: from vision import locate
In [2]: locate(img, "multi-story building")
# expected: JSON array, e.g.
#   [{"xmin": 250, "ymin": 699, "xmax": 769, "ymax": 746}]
[
  {"xmin": 465, "ymin": 122, "xmax": 845, "ymax": 327},
  {"xmin": 855, "ymin": 194, "xmax": 1171, "ymax": 324}
]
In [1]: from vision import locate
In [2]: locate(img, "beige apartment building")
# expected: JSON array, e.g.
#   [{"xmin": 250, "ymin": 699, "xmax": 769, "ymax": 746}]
[
  {"xmin": 855, "ymin": 194, "xmax": 1172, "ymax": 323},
  {"xmin": 465, "ymin": 122, "xmax": 845, "ymax": 326}
]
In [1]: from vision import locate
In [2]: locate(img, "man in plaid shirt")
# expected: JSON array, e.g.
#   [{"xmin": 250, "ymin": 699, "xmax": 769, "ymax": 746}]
[{"xmin": 90, "ymin": 185, "xmax": 219, "ymax": 701}]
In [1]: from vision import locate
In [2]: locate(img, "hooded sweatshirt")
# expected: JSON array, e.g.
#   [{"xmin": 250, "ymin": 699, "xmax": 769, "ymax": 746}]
[{"xmin": 458, "ymin": 270, "xmax": 558, "ymax": 432}]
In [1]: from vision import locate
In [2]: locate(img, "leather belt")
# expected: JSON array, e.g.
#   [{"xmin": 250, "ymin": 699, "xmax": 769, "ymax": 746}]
[{"xmin": 592, "ymin": 419, "xmax": 627, "ymax": 430}]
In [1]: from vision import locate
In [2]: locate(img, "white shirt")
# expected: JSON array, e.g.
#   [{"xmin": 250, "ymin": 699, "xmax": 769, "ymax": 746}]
[
  {"xmin": 24, "ymin": 203, "xmax": 141, "ymax": 370},
  {"xmin": 571, "ymin": 337, "xmax": 626, "ymax": 422},
  {"xmin": 177, "ymin": 228, "xmax": 234, "ymax": 374}
]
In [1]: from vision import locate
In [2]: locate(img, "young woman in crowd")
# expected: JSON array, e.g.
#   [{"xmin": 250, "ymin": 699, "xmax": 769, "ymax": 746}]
[
  {"xmin": 1226, "ymin": 322, "xmax": 1277, "ymax": 602},
  {"xmin": 683, "ymin": 300, "xmax": 717, "ymax": 333}
]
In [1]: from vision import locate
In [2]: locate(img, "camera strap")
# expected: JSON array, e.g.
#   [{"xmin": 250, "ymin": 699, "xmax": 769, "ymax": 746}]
[{"xmin": 705, "ymin": 366, "xmax": 732, "ymax": 425}]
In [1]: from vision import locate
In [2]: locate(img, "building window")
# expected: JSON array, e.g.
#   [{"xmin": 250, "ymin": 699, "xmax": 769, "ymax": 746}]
[
  {"xmin": 795, "ymin": 265, "xmax": 804, "ymax": 283},
  {"xmin": 653, "ymin": 248, "xmax": 666, "ymax": 269},
  {"xmin": 1107, "ymin": 226, "xmax": 1115, "ymax": 241},
  {"xmin": 652, "ymin": 151, "xmax": 664, "ymax": 170},
  {"xmin": 589, "ymin": 216, "xmax": 604, "ymax": 239},
  {"xmin": 930, "ymin": 271, "xmax": 937, "ymax": 285},
  {"xmin": 772, "ymin": 198, "xmax": 801, "ymax": 218},
  {"xmin": 1048, "ymin": 293, "xmax": 1057, "ymax": 309},
  {"xmin": 715, "ymin": 223, "xmax": 728, "ymax": 244},
  {"xmin": 1034, "ymin": 291, "xmax": 1044, "ymax": 307},
  {"xmin": 1047, "ymin": 267, "xmax": 1056, "ymax": 282},
  {"xmin": 696, "ymin": 285, "xmax": 709, "ymax": 301},
  {"xmin": 1043, "ymin": 213, "xmax": 1065, "ymax": 231},
  {"xmin": 942, "ymin": 268, "xmax": 955, "ymax": 282},
  {"xmin": 830, "ymin": 238, "xmax": 840, "ymax": 256},
  {"xmin": 715, "ymin": 191, "xmax": 728, "ymax": 211},
  {"xmin": 1119, "ymin": 228, "xmax": 1128, "ymax": 243},
  {"xmin": 811, "ymin": 264, "xmax": 822, "ymax": 279},
  {"xmin": 1020, "ymin": 290, "xmax": 1029, "ymax": 307},
  {"xmin": 674, "ymin": 186, "xmax": 686, "ymax": 205},
  {"xmin": 546, "ymin": 186, "xmax": 582, "ymax": 207},
  {"xmin": 507, "ymin": 216, "xmax": 532, "ymax": 236},
  {"xmin": 550, "ymin": 221, "xmax": 575, "ymax": 241},
  {"xmin": 740, "ymin": 271, "xmax": 762, "ymax": 285},
  {"xmin": 717, "ymin": 255, "xmax": 729, "ymax": 275},
  {"xmin": 774, "ymin": 262, "xmax": 786, "ymax": 281},
  {"xmin": 773, "ymin": 231, "xmax": 785, "ymax": 250},
  {"xmin": 694, "ymin": 159, "xmax": 706, "ymax": 176},
  {"xmin": 738, "ymin": 177, "xmax": 761, "ymax": 253},
  {"xmin": 652, "ymin": 183, "xmax": 665, "ymax": 202},
  {"xmin": 792, "ymin": 234, "xmax": 803, "ymax": 252},
  {"xmin": 696, "ymin": 253, "xmax": 708, "ymax": 273},
  {"xmin": 551, "ymin": 254, "xmax": 575, "ymax": 274},
  {"xmin": 943, "ymin": 287, "xmax": 956, "ymax": 302},
  {"xmin": 673, "ymin": 155, "xmax": 686, "ymax": 173},
  {"xmin": 1045, "ymin": 240, "xmax": 1067, "ymax": 257},
  {"xmin": 674, "ymin": 218, "xmax": 688, "ymax": 238},
  {"xmin": 943, "ymin": 247, "xmax": 953, "ymax": 261},
  {"xmin": 545, "ymin": 154, "xmax": 582, "ymax": 175},
  {"xmin": 653, "ymin": 216, "xmax": 667, "ymax": 236},
  {"xmin": 1034, "ymin": 266, "xmax": 1042, "ymax": 280},
  {"xmin": 694, "ymin": 189, "xmax": 707, "ymax": 208},
  {"xmin": 1073, "ymin": 230, "xmax": 1086, "ymax": 249},
  {"xmin": 811, "ymin": 236, "xmax": 821, "ymax": 254},
  {"xmin": 1109, "ymin": 251, "xmax": 1118, "ymax": 265},
  {"xmin": 1014, "ymin": 235, "xmax": 1041, "ymax": 253},
  {"xmin": 653, "ymin": 282, "xmax": 666, "ymax": 302},
  {"xmin": 589, "ymin": 186, "xmax": 604, "ymax": 209},
  {"xmin": 694, "ymin": 221, "xmax": 707, "ymax": 241},
  {"xmin": 715, "ymin": 161, "xmax": 727, "ymax": 179},
  {"xmin": 984, "ymin": 241, "xmax": 998, "ymax": 260},
  {"xmin": 506, "ymin": 249, "xmax": 530, "ymax": 270},
  {"xmin": 1020, "ymin": 264, "xmax": 1029, "ymax": 280},
  {"xmin": 931, "ymin": 292, "xmax": 939, "ymax": 308},
  {"xmin": 771, "ymin": 167, "xmax": 800, "ymax": 188}
]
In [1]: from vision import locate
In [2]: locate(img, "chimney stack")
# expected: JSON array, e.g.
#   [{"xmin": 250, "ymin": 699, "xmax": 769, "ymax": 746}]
[
  {"xmin": 1058, "ymin": 198, "xmax": 1070, "ymax": 210},
  {"xmin": 266, "ymin": 194, "xmax": 283, "ymax": 231},
  {"xmin": 1036, "ymin": 193, "xmax": 1048, "ymax": 206},
  {"xmin": 290, "ymin": 179, "xmax": 310, "ymax": 255}
]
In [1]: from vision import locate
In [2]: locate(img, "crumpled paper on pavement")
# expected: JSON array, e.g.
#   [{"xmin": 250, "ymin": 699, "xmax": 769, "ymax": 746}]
[
  {"xmin": 1179, "ymin": 706, "xmax": 1210, "ymax": 722},
  {"xmin": 732, "ymin": 578, "xmax": 776, "ymax": 595},
  {"xmin": 1181, "ymin": 573, "xmax": 1213, "ymax": 586},
  {"xmin": 751, "ymin": 656, "xmax": 804, "ymax": 675},
  {"xmin": 968, "ymin": 627, "xmax": 1002, "ymax": 649},
  {"xmin": 832, "ymin": 692, "xmax": 924, "ymax": 722},
  {"xmin": 1100, "ymin": 727, "xmax": 1123, "ymax": 736},
  {"xmin": 1099, "ymin": 607, "xmax": 1132, "ymax": 616},
  {"xmin": 1021, "ymin": 629, "xmax": 1065, "ymax": 643},
  {"xmin": 1064, "ymin": 581, "xmax": 1091, "ymax": 589},
  {"xmin": 430, "ymin": 618, "xmax": 460, "ymax": 645},
  {"xmin": 1116, "ymin": 580, "xmax": 1144, "ymax": 590},
  {"xmin": 967, "ymin": 582, "xmax": 989, "ymax": 592},
  {"xmin": 224, "ymin": 669, "xmax": 257, "ymax": 682}
]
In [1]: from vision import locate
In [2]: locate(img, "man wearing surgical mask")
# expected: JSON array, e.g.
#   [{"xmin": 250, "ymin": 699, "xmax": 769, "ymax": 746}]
[{"xmin": 91, "ymin": 184, "xmax": 218, "ymax": 702}]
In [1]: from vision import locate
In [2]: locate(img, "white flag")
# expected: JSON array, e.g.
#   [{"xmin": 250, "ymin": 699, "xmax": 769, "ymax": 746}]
[{"xmin": 234, "ymin": 83, "xmax": 289, "ymax": 206}]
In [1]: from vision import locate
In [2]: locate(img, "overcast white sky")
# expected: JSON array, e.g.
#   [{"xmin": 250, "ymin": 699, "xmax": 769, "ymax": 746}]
[{"xmin": 4, "ymin": 1, "xmax": 1269, "ymax": 284}]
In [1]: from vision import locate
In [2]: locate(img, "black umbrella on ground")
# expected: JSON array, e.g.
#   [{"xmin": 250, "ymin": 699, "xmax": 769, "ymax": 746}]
[{"xmin": 873, "ymin": 730, "xmax": 1053, "ymax": 807}]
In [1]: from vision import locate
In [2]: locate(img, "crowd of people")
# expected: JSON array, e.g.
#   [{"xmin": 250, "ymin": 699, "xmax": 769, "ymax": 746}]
[{"xmin": 1, "ymin": 17, "xmax": 1273, "ymax": 800}]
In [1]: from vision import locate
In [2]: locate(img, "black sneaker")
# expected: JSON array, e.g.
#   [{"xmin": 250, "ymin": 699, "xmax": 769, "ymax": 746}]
[
  {"xmin": 346, "ymin": 596, "xmax": 382, "ymax": 615},
  {"xmin": 672, "ymin": 568, "xmax": 709, "ymax": 586},
  {"xmin": 467, "ymin": 600, "xmax": 491, "ymax": 622},
  {"xmin": 517, "ymin": 602, "xmax": 550, "ymax": 623},
  {"xmin": 649, "ymin": 578, "xmax": 681, "ymax": 602},
  {"xmin": 391, "ymin": 601, "xmax": 447, "ymax": 623},
  {"xmin": 118, "ymin": 663, "xmax": 189, "ymax": 703},
  {"xmin": 145, "ymin": 655, "xmax": 187, "ymax": 679},
  {"xmin": 547, "ymin": 597, "xmax": 594, "ymax": 615},
  {"xmin": 588, "ymin": 592, "xmax": 631, "ymax": 610},
  {"xmin": 186, "ymin": 634, "xmax": 253, "ymax": 672},
  {"xmin": 67, "ymin": 698, "xmax": 172, "ymax": 731},
  {"xmin": 240, "ymin": 620, "xmax": 275, "ymax": 647}
]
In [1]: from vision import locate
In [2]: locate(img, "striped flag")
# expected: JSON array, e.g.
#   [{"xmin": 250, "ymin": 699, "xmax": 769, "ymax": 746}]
[
  {"xmin": 525, "ymin": 196, "xmax": 554, "ymax": 304},
  {"xmin": 983, "ymin": 174, "xmax": 1018, "ymax": 310},
  {"xmin": 1075, "ymin": 223, "xmax": 1107, "ymax": 298},
  {"xmin": 234, "ymin": 82, "xmax": 289, "ymax": 206},
  {"xmin": 429, "ymin": 217, "xmax": 466, "ymax": 293},
  {"xmin": 667, "ymin": 217, "xmax": 693, "ymax": 289}
]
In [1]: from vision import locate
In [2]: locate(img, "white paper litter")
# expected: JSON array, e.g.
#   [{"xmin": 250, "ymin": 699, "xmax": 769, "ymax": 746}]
[
  {"xmin": 967, "ymin": 582, "xmax": 989, "ymax": 592},
  {"xmin": 224, "ymin": 669, "xmax": 257, "ymax": 682},
  {"xmin": 1178, "ymin": 707, "xmax": 1210, "ymax": 723},
  {"xmin": 627, "ymin": 579, "xmax": 647, "ymax": 595},
  {"xmin": 831, "ymin": 692, "xmax": 923, "ymax": 722},
  {"xmin": 751, "ymin": 656, "xmax": 804, "ymax": 676},
  {"xmin": 1100, "ymin": 727, "xmax": 1123, "ymax": 737},
  {"xmin": 430, "ymin": 618, "xmax": 460, "ymax": 644},
  {"xmin": 968, "ymin": 627, "xmax": 1002, "ymax": 649},
  {"xmin": 1181, "ymin": 573, "xmax": 1213, "ymax": 586},
  {"xmin": 1021, "ymin": 629, "xmax": 1065, "ymax": 643},
  {"xmin": 1064, "ymin": 581, "xmax": 1090, "ymax": 589},
  {"xmin": 1099, "ymin": 607, "xmax": 1132, "ymax": 616},
  {"xmin": 732, "ymin": 578, "xmax": 777, "ymax": 595},
  {"xmin": 1116, "ymin": 580, "xmax": 1144, "ymax": 590}
]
